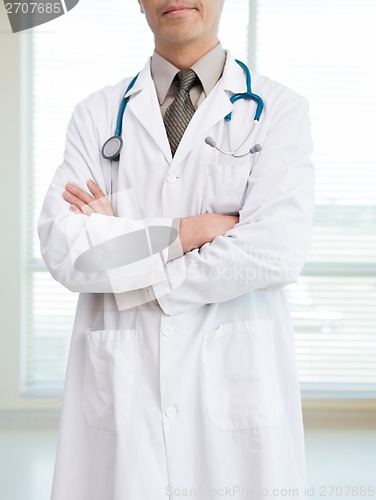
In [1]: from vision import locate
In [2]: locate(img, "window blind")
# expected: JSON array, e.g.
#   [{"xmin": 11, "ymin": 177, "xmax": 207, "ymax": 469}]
[
  {"xmin": 254, "ymin": 0, "xmax": 376, "ymax": 397},
  {"xmin": 23, "ymin": 0, "xmax": 248, "ymax": 395},
  {"xmin": 24, "ymin": 0, "xmax": 376, "ymax": 397}
]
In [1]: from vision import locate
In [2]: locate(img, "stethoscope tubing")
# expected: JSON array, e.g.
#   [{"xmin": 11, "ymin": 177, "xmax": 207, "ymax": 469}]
[
  {"xmin": 115, "ymin": 74, "xmax": 139, "ymax": 137},
  {"xmin": 101, "ymin": 60, "xmax": 264, "ymax": 162},
  {"xmin": 101, "ymin": 74, "xmax": 139, "ymax": 161}
]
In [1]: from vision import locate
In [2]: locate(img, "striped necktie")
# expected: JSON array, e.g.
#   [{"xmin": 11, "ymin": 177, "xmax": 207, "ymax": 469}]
[{"xmin": 163, "ymin": 68, "xmax": 198, "ymax": 157}]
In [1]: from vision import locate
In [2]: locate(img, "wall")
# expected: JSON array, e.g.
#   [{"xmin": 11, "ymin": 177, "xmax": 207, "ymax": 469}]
[{"xmin": 0, "ymin": 6, "xmax": 61, "ymax": 418}]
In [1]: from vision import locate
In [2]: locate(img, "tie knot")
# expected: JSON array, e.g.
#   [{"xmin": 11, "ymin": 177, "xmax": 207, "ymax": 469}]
[{"xmin": 178, "ymin": 68, "xmax": 198, "ymax": 92}]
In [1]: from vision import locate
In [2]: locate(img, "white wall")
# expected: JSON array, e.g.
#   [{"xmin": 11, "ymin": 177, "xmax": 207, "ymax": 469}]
[{"xmin": 0, "ymin": 6, "xmax": 61, "ymax": 415}]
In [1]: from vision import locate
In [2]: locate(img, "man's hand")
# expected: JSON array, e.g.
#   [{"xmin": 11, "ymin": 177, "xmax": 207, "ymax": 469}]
[
  {"xmin": 179, "ymin": 213, "xmax": 239, "ymax": 253},
  {"xmin": 63, "ymin": 180, "xmax": 114, "ymax": 216}
]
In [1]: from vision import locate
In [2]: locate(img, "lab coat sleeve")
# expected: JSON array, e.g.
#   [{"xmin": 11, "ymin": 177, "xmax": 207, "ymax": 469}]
[
  {"xmin": 155, "ymin": 94, "xmax": 315, "ymax": 316},
  {"xmin": 38, "ymin": 100, "xmax": 183, "ymax": 294}
]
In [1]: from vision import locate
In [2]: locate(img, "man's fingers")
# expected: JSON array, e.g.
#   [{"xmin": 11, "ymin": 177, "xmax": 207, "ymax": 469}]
[
  {"xmin": 63, "ymin": 182, "xmax": 113, "ymax": 216},
  {"xmin": 69, "ymin": 204, "xmax": 82, "ymax": 214},
  {"xmin": 87, "ymin": 179, "xmax": 105, "ymax": 199},
  {"xmin": 94, "ymin": 199, "xmax": 114, "ymax": 216},
  {"xmin": 79, "ymin": 204, "xmax": 95, "ymax": 216},
  {"xmin": 63, "ymin": 190, "xmax": 94, "ymax": 216},
  {"xmin": 87, "ymin": 180, "xmax": 114, "ymax": 216},
  {"xmin": 66, "ymin": 183, "xmax": 94, "ymax": 205}
]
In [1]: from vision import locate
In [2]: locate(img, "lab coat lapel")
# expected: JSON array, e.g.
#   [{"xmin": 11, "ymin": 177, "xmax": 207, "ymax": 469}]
[
  {"xmin": 124, "ymin": 52, "xmax": 247, "ymax": 166},
  {"xmin": 172, "ymin": 52, "xmax": 247, "ymax": 166},
  {"xmin": 126, "ymin": 59, "xmax": 173, "ymax": 163}
]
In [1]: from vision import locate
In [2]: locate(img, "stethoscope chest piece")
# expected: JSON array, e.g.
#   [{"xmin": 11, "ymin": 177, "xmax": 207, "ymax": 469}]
[{"xmin": 102, "ymin": 135, "xmax": 123, "ymax": 161}]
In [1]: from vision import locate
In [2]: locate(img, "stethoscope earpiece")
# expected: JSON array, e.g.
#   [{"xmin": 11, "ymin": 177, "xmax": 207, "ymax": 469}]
[
  {"xmin": 204, "ymin": 137, "xmax": 217, "ymax": 148},
  {"xmin": 102, "ymin": 135, "xmax": 123, "ymax": 161},
  {"xmin": 249, "ymin": 144, "xmax": 262, "ymax": 154},
  {"xmin": 205, "ymin": 135, "xmax": 262, "ymax": 158}
]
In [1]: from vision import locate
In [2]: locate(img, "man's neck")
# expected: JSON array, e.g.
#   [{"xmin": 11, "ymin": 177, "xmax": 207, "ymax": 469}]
[{"xmin": 154, "ymin": 38, "xmax": 219, "ymax": 69}]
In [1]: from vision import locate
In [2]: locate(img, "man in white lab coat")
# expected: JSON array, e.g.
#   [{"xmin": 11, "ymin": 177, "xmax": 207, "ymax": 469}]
[{"xmin": 38, "ymin": 1, "xmax": 315, "ymax": 499}]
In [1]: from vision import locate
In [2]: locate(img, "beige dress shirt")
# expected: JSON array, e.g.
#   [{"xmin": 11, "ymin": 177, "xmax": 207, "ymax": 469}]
[{"xmin": 151, "ymin": 42, "xmax": 227, "ymax": 117}]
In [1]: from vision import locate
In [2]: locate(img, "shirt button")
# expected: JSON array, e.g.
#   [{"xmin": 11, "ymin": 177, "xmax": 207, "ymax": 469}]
[
  {"xmin": 166, "ymin": 173, "xmax": 177, "ymax": 184},
  {"xmin": 162, "ymin": 326, "xmax": 175, "ymax": 336},
  {"xmin": 165, "ymin": 406, "xmax": 178, "ymax": 418}
]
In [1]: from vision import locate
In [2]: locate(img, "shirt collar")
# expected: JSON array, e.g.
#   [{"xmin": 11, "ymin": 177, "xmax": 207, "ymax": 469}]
[{"xmin": 151, "ymin": 42, "xmax": 226, "ymax": 105}]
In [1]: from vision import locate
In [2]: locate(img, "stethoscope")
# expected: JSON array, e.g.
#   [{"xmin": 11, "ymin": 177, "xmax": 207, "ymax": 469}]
[{"xmin": 101, "ymin": 59, "xmax": 263, "ymax": 162}]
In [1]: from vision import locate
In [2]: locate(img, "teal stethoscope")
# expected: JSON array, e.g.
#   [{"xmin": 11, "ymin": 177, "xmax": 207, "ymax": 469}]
[{"xmin": 101, "ymin": 59, "xmax": 263, "ymax": 161}]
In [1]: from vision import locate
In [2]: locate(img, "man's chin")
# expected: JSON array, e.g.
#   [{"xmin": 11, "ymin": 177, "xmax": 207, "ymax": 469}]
[{"xmin": 162, "ymin": 26, "xmax": 203, "ymax": 46}]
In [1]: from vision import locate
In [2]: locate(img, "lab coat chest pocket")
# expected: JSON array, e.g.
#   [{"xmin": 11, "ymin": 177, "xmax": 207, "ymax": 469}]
[
  {"xmin": 202, "ymin": 157, "xmax": 253, "ymax": 214},
  {"xmin": 203, "ymin": 320, "xmax": 282, "ymax": 431},
  {"xmin": 83, "ymin": 328, "xmax": 137, "ymax": 432}
]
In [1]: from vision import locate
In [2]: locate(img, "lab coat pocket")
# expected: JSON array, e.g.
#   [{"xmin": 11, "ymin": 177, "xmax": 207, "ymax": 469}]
[
  {"xmin": 203, "ymin": 319, "xmax": 282, "ymax": 431},
  {"xmin": 83, "ymin": 328, "xmax": 137, "ymax": 432},
  {"xmin": 202, "ymin": 160, "xmax": 253, "ymax": 214}
]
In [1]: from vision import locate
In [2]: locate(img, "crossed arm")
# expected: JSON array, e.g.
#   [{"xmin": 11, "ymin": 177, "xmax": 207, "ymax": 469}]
[
  {"xmin": 63, "ymin": 180, "xmax": 239, "ymax": 254},
  {"xmin": 39, "ymin": 91, "xmax": 314, "ymax": 313}
]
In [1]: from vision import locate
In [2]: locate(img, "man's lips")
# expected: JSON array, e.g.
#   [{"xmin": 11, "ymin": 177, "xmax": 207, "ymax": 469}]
[{"xmin": 163, "ymin": 5, "xmax": 196, "ymax": 15}]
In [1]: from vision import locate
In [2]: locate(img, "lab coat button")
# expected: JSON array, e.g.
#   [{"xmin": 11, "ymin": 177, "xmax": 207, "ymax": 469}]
[
  {"xmin": 162, "ymin": 326, "xmax": 175, "ymax": 336},
  {"xmin": 165, "ymin": 406, "xmax": 178, "ymax": 418},
  {"xmin": 166, "ymin": 173, "xmax": 177, "ymax": 184}
]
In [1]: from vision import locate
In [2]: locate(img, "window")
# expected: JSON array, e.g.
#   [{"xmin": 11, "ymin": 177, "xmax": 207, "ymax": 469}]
[
  {"xmin": 22, "ymin": 0, "xmax": 248, "ymax": 395},
  {"xmin": 254, "ymin": 0, "xmax": 376, "ymax": 397},
  {"xmin": 23, "ymin": 0, "xmax": 376, "ymax": 397}
]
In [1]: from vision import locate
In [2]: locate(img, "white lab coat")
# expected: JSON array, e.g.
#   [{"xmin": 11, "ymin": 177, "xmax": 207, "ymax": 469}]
[{"xmin": 38, "ymin": 51, "xmax": 315, "ymax": 500}]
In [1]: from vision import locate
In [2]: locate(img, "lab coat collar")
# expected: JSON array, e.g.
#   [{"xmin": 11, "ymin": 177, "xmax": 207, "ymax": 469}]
[
  {"xmin": 217, "ymin": 49, "xmax": 249, "ymax": 94},
  {"xmin": 125, "ymin": 51, "xmax": 248, "ymax": 165},
  {"xmin": 126, "ymin": 58, "xmax": 172, "ymax": 162}
]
